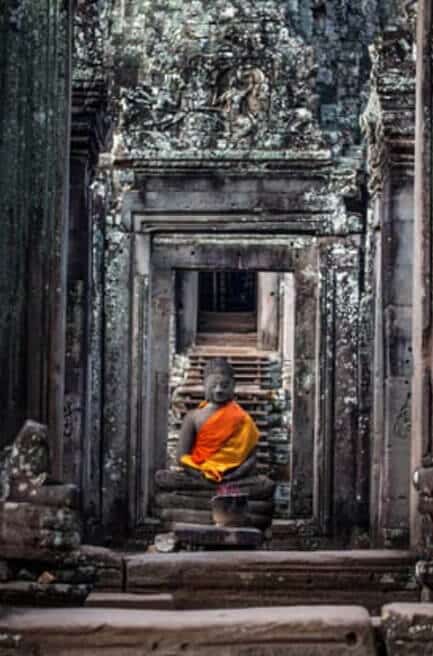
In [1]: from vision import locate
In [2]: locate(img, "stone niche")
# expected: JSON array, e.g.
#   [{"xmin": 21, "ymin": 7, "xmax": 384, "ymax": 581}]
[{"xmin": 94, "ymin": 150, "xmax": 367, "ymax": 549}]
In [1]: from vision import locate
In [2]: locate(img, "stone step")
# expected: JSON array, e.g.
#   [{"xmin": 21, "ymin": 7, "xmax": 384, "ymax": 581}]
[
  {"xmin": 124, "ymin": 550, "xmax": 417, "ymax": 614},
  {"xmin": 189, "ymin": 357, "xmax": 272, "ymax": 367},
  {"xmin": 196, "ymin": 332, "xmax": 258, "ymax": 346},
  {"xmin": 187, "ymin": 358, "xmax": 275, "ymax": 367},
  {"xmin": 174, "ymin": 386, "xmax": 274, "ymax": 399},
  {"xmin": 198, "ymin": 312, "xmax": 257, "ymax": 332},
  {"xmin": 171, "ymin": 523, "xmax": 264, "ymax": 550},
  {"xmin": 155, "ymin": 508, "xmax": 272, "ymax": 530},
  {"xmin": 0, "ymin": 605, "xmax": 377, "ymax": 655},
  {"xmin": 85, "ymin": 592, "xmax": 175, "ymax": 610},
  {"xmin": 171, "ymin": 415, "xmax": 270, "ymax": 428},
  {"xmin": 186, "ymin": 372, "xmax": 274, "ymax": 382}
]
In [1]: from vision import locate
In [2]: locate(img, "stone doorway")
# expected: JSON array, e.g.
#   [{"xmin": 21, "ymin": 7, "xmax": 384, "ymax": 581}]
[
  {"xmin": 197, "ymin": 271, "xmax": 257, "ymax": 345},
  {"xmin": 177, "ymin": 270, "xmax": 280, "ymax": 351},
  {"xmin": 124, "ymin": 232, "xmax": 364, "ymax": 548},
  {"xmin": 93, "ymin": 167, "xmax": 366, "ymax": 548}
]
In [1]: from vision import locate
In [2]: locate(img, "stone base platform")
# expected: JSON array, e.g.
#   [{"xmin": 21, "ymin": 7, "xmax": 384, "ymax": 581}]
[
  {"xmin": 0, "ymin": 606, "xmax": 376, "ymax": 656},
  {"xmin": 156, "ymin": 523, "xmax": 264, "ymax": 551},
  {"xmin": 125, "ymin": 550, "xmax": 418, "ymax": 614},
  {"xmin": 4, "ymin": 603, "xmax": 433, "ymax": 655}
]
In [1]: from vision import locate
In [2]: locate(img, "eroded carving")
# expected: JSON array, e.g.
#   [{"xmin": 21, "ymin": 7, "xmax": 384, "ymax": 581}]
[{"xmin": 120, "ymin": 0, "xmax": 323, "ymax": 153}]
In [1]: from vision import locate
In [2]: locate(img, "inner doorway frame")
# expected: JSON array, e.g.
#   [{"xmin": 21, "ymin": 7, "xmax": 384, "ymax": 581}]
[
  {"xmin": 129, "ymin": 231, "xmax": 363, "ymax": 547},
  {"xmin": 178, "ymin": 270, "xmax": 280, "ymax": 351}
]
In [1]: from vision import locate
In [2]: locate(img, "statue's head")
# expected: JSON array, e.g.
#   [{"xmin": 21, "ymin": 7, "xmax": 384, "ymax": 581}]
[{"xmin": 203, "ymin": 358, "xmax": 235, "ymax": 405}]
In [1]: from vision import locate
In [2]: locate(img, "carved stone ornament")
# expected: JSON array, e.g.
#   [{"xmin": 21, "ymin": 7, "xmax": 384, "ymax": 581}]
[
  {"xmin": 120, "ymin": 0, "xmax": 323, "ymax": 153},
  {"xmin": 360, "ymin": 11, "xmax": 415, "ymax": 197},
  {"xmin": 0, "ymin": 421, "xmax": 49, "ymax": 501}
]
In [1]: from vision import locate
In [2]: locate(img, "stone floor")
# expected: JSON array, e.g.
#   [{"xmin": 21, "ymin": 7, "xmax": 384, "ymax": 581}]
[{"xmin": 1, "ymin": 549, "xmax": 430, "ymax": 655}]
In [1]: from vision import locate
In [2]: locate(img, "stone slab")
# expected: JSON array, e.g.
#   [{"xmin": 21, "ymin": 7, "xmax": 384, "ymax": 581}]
[
  {"xmin": 172, "ymin": 523, "xmax": 263, "ymax": 549},
  {"xmin": 69, "ymin": 546, "xmax": 124, "ymax": 591},
  {"xmin": 0, "ymin": 560, "xmax": 12, "ymax": 582},
  {"xmin": 0, "ymin": 582, "xmax": 90, "ymax": 606},
  {"xmin": 0, "ymin": 606, "xmax": 376, "ymax": 655},
  {"xmin": 9, "ymin": 484, "xmax": 80, "ymax": 509},
  {"xmin": 125, "ymin": 550, "xmax": 417, "ymax": 613},
  {"xmin": 381, "ymin": 603, "xmax": 433, "ymax": 655},
  {"xmin": 155, "ymin": 493, "xmax": 273, "ymax": 514},
  {"xmin": 0, "ymin": 501, "xmax": 80, "ymax": 531},
  {"xmin": 85, "ymin": 592, "xmax": 175, "ymax": 609},
  {"xmin": 0, "ymin": 545, "xmax": 123, "ymax": 591},
  {"xmin": 155, "ymin": 472, "xmax": 275, "ymax": 499}
]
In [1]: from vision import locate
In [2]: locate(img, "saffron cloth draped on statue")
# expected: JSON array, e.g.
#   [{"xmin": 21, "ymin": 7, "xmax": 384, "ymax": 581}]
[{"xmin": 180, "ymin": 400, "xmax": 259, "ymax": 482}]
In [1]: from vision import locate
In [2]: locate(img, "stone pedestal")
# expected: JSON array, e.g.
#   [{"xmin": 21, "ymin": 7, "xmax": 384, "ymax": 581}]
[{"xmin": 154, "ymin": 470, "xmax": 275, "ymax": 535}]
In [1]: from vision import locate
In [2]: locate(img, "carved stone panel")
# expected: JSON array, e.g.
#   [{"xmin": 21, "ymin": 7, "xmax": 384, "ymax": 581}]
[{"xmin": 117, "ymin": 0, "xmax": 323, "ymax": 155}]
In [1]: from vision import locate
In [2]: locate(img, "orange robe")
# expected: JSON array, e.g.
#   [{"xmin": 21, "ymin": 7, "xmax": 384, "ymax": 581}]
[{"xmin": 180, "ymin": 401, "xmax": 259, "ymax": 482}]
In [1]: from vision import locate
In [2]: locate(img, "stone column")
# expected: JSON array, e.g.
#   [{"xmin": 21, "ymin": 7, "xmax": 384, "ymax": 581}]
[
  {"xmin": 362, "ymin": 16, "xmax": 416, "ymax": 547},
  {"xmin": 257, "ymin": 273, "xmax": 280, "ymax": 351},
  {"xmin": 0, "ymin": 1, "xmax": 74, "ymax": 478},
  {"xmin": 410, "ymin": 0, "xmax": 433, "ymax": 552}
]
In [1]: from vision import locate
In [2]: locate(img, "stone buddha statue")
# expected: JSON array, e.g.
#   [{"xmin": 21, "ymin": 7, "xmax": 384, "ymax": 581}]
[
  {"xmin": 154, "ymin": 358, "xmax": 275, "ymax": 534},
  {"xmin": 177, "ymin": 358, "xmax": 259, "ymax": 482}
]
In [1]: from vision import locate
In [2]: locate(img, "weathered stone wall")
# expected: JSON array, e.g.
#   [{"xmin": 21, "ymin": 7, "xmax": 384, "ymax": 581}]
[
  {"xmin": 0, "ymin": 0, "xmax": 73, "ymax": 476},
  {"xmin": 107, "ymin": 0, "xmax": 406, "ymax": 157}
]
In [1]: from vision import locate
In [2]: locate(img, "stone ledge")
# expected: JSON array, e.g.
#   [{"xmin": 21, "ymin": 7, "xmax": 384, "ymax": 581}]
[
  {"xmin": 125, "ymin": 550, "xmax": 417, "ymax": 613},
  {"xmin": 85, "ymin": 592, "xmax": 174, "ymax": 609},
  {"xmin": 0, "ymin": 606, "xmax": 376, "ymax": 656}
]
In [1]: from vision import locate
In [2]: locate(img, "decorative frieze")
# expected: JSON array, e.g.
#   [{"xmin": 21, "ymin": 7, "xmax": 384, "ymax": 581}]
[{"xmin": 116, "ymin": 0, "xmax": 324, "ymax": 156}]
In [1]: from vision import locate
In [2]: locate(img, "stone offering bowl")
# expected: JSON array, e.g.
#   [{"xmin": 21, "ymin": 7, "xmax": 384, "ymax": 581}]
[{"xmin": 211, "ymin": 492, "xmax": 249, "ymax": 527}]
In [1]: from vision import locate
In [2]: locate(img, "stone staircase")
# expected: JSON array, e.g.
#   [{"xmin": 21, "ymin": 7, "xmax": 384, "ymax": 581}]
[{"xmin": 169, "ymin": 345, "xmax": 283, "ymax": 475}]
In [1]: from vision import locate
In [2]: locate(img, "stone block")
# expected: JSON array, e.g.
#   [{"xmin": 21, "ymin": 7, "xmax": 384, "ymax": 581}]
[
  {"xmin": 155, "ymin": 472, "xmax": 275, "ymax": 500},
  {"xmin": 384, "ymin": 306, "xmax": 413, "ymax": 378},
  {"xmin": 172, "ymin": 523, "xmax": 263, "ymax": 549},
  {"xmin": 154, "ymin": 493, "xmax": 272, "ymax": 515},
  {"xmin": 0, "ymin": 526, "xmax": 81, "ymax": 555},
  {"xmin": 0, "ymin": 501, "xmax": 81, "ymax": 532},
  {"xmin": 0, "ymin": 560, "xmax": 12, "ymax": 582},
  {"xmin": 0, "ymin": 606, "xmax": 377, "ymax": 655},
  {"xmin": 85, "ymin": 592, "xmax": 175, "ymax": 610},
  {"xmin": 382, "ymin": 378, "xmax": 411, "ymax": 538},
  {"xmin": 71, "ymin": 546, "xmax": 124, "ymax": 590},
  {"xmin": 381, "ymin": 603, "xmax": 433, "ymax": 655},
  {"xmin": 125, "ymin": 550, "xmax": 416, "ymax": 612},
  {"xmin": 22, "ymin": 484, "xmax": 79, "ymax": 509},
  {"xmin": 0, "ymin": 582, "xmax": 91, "ymax": 606}
]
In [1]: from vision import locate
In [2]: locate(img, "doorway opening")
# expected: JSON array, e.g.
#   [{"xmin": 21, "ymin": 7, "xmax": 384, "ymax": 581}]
[{"xmin": 197, "ymin": 271, "xmax": 257, "ymax": 340}]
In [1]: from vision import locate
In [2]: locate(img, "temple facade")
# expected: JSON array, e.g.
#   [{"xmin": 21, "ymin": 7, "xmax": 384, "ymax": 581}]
[
  {"xmin": 4, "ymin": 2, "xmax": 433, "ymax": 643},
  {"xmin": 60, "ymin": 0, "xmax": 419, "ymax": 550}
]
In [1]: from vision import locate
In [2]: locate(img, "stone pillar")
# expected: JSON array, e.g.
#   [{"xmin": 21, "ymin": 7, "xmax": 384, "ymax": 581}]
[
  {"xmin": 362, "ymin": 16, "xmax": 416, "ymax": 547},
  {"xmin": 0, "ymin": 1, "xmax": 73, "ymax": 478},
  {"xmin": 257, "ymin": 273, "xmax": 280, "ymax": 351},
  {"xmin": 410, "ymin": 0, "xmax": 433, "ymax": 552},
  {"xmin": 176, "ymin": 271, "xmax": 199, "ymax": 353}
]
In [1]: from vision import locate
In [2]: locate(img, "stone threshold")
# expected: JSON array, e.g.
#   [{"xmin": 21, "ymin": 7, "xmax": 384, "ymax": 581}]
[
  {"xmin": 3, "ymin": 604, "xmax": 433, "ymax": 655},
  {"xmin": 123, "ymin": 549, "xmax": 417, "ymax": 614}
]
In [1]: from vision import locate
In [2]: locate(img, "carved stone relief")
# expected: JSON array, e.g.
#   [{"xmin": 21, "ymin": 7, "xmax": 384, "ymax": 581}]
[{"xmin": 119, "ymin": 0, "xmax": 324, "ymax": 153}]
